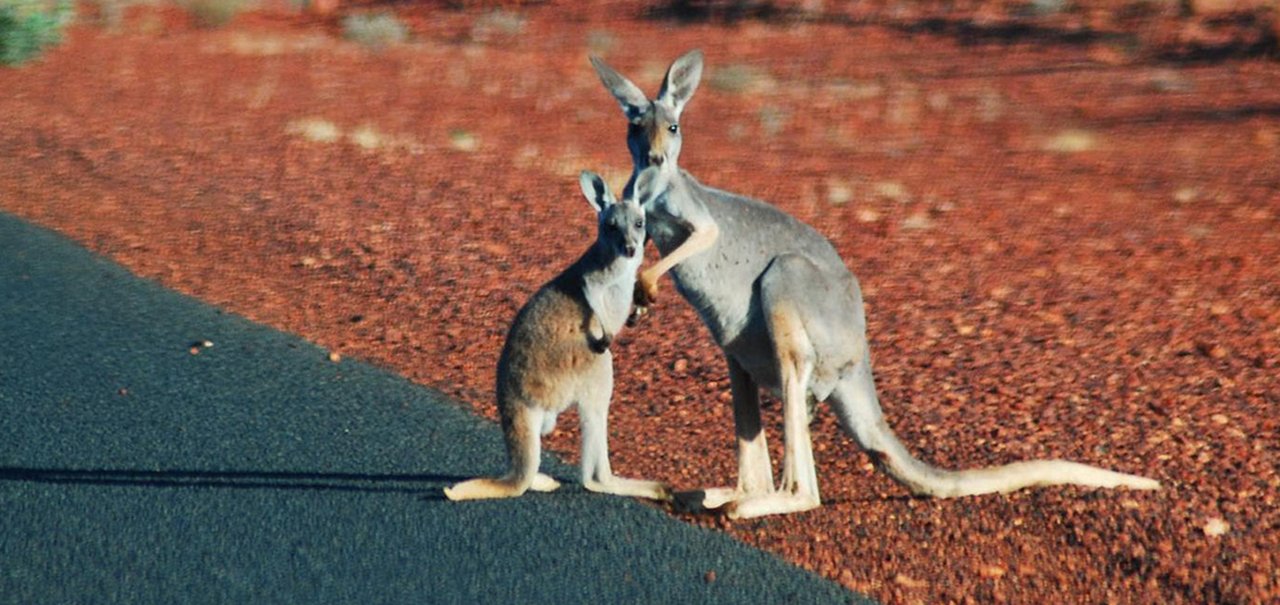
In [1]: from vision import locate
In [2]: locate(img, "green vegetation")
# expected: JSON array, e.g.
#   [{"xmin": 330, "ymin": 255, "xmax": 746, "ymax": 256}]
[
  {"xmin": 0, "ymin": 0, "xmax": 73, "ymax": 66},
  {"xmin": 342, "ymin": 11, "xmax": 409, "ymax": 50}
]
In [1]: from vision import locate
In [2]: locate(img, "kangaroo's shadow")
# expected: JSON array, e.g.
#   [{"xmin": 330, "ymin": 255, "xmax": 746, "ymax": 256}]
[{"xmin": 0, "ymin": 466, "xmax": 471, "ymax": 496}]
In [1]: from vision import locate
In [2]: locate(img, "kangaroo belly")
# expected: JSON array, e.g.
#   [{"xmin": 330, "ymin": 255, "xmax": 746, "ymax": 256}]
[{"xmin": 498, "ymin": 289, "xmax": 605, "ymax": 411}]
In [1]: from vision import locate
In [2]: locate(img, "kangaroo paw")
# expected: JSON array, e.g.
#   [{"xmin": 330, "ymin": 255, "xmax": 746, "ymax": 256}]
[
  {"xmin": 444, "ymin": 477, "xmax": 526, "ymax": 501},
  {"xmin": 634, "ymin": 277, "xmax": 658, "ymax": 306},
  {"xmin": 588, "ymin": 331, "xmax": 612, "ymax": 354},
  {"xmin": 723, "ymin": 493, "xmax": 821, "ymax": 519},
  {"xmin": 626, "ymin": 304, "xmax": 650, "ymax": 327},
  {"xmin": 585, "ymin": 476, "xmax": 672, "ymax": 501},
  {"xmin": 529, "ymin": 473, "xmax": 562, "ymax": 492}
]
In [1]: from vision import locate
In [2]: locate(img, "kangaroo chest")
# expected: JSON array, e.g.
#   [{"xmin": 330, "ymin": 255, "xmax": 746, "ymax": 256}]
[{"xmin": 647, "ymin": 195, "xmax": 778, "ymax": 348}]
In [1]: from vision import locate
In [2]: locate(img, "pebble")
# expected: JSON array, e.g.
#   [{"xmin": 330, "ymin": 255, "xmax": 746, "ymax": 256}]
[
  {"xmin": 979, "ymin": 564, "xmax": 1007, "ymax": 578},
  {"xmin": 1202, "ymin": 517, "xmax": 1230, "ymax": 537},
  {"xmin": 894, "ymin": 573, "xmax": 928, "ymax": 589},
  {"xmin": 900, "ymin": 213, "xmax": 933, "ymax": 231}
]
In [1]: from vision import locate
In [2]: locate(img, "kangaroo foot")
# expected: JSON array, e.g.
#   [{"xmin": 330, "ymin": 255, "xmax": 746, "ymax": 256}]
[
  {"xmin": 723, "ymin": 492, "xmax": 820, "ymax": 519},
  {"xmin": 585, "ymin": 476, "xmax": 671, "ymax": 501}
]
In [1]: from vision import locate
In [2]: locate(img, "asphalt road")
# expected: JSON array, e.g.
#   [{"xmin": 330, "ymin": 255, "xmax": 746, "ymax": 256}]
[{"xmin": 0, "ymin": 212, "xmax": 871, "ymax": 604}]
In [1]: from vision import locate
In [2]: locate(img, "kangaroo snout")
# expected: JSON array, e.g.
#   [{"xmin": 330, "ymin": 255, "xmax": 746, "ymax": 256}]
[
  {"xmin": 624, "ymin": 244, "xmax": 637, "ymax": 258},
  {"xmin": 647, "ymin": 154, "xmax": 665, "ymax": 167}
]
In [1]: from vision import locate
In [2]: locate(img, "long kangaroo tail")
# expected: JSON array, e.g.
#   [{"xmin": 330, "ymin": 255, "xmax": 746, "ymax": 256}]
[
  {"xmin": 444, "ymin": 402, "xmax": 560, "ymax": 501},
  {"xmin": 830, "ymin": 360, "xmax": 1161, "ymax": 498}
]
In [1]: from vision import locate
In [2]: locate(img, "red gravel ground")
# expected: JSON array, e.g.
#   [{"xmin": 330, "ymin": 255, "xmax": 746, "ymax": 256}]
[{"xmin": 3, "ymin": 2, "xmax": 1278, "ymax": 603}]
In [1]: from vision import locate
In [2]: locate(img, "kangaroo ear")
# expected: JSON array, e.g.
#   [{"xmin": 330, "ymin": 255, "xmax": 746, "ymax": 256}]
[
  {"xmin": 590, "ymin": 55, "xmax": 649, "ymax": 120},
  {"xmin": 631, "ymin": 166, "xmax": 666, "ymax": 208},
  {"xmin": 657, "ymin": 49, "xmax": 703, "ymax": 118},
  {"xmin": 578, "ymin": 170, "xmax": 615, "ymax": 214}
]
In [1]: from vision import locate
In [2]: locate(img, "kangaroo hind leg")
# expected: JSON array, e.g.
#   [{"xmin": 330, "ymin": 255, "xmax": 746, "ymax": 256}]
[
  {"xmin": 725, "ymin": 256, "xmax": 824, "ymax": 519},
  {"xmin": 445, "ymin": 403, "xmax": 560, "ymax": 500},
  {"xmin": 689, "ymin": 356, "xmax": 775, "ymax": 512}
]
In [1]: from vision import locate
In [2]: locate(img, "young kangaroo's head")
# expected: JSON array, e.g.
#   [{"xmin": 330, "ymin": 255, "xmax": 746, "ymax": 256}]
[
  {"xmin": 579, "ymin": 171, "xmax": 645, "ymax": 261},
  {"xmin": 589, "ymin": 49, "xmax": 704, "ymax": 176}
]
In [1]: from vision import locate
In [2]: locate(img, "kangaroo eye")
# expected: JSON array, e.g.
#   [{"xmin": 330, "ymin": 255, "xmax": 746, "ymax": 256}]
[
  {"xmin": 633, "ymin": 220, "xmax": 644, "ymax": 230},
  {"xmin": 667, "ymin": 123, "xmax": 679, "ymax": 134}
]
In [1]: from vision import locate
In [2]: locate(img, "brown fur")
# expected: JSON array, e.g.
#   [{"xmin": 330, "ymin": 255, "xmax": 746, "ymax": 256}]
[{"xmin": 444, "ymin": 170, "xmax": 667, "ymax": 503}]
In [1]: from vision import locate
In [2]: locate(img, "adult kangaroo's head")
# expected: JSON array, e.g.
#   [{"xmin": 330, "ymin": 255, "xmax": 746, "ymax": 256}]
[{"xmin": 589, "ymin": 49, "xmax": 703, "ymax": 178}]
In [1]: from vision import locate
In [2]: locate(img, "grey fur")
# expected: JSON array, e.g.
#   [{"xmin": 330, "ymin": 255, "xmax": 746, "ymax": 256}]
[{"xmin": 591, "ymin": 50, "xmax": 1159, "ymax": 518}]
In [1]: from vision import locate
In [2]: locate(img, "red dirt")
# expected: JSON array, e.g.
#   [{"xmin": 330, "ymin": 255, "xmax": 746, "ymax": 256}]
[{"xmin": 3, "ymin": 2, "xmax": 1278, "ymax": 603}]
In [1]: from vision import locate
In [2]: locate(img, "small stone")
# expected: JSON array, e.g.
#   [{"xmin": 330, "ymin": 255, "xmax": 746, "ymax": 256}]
[
  {"xmin": 873, "ymin": 181, "xmax": 910, "ymax": 203},
  {"xmin": 1148, "ymin": 68, "xmax": 1192, "ymax": 92},
  {"xmin": 979, "ymin": 564, "xmax": 1007, "ymax": 578},
  {"xmin": 1173, "ymin": 187, "xmax": 1200, "ymax": 205},
  {"xmin": 989, "ymin": 285, "xmax": 1013, "ymax": 300},
  {"xmin": 672, "ymin": 358, "xmax": 688, "ymax": 373},
  {"xmin": 855, "ymin": 208, "xmax": 881, "ymax": 223},
  {"xmin": 826, "ymin": 179, "xmax": 854, "ymax": 205},
  {"xmin": 328, "ymin": 351, "xmax": 342, "ymax": 363},
  {"xmin": 838, "ymin": 569, "xmax": 855, "ymax": 585},
  {"xmin": 900, "ymin": 213, "xmax": 932, "ymax": 230},
  {"xmin": 449, "ymin": 130, "xmax": 479, "ymax": 152},
  {"xmin": 894, "ymin": 573, "xmax": 928, "ymax": 589},
  {"xmin": 1041, "ymin": 129, "xmax": 1098, "ymax": 153},
  {"xmin": 704, "ymin": 570, "xmax": 716, "ymax": 583},
  {"xmin": 1202, "ymin": 517, "xmax": 1230, "ymax": 537}
]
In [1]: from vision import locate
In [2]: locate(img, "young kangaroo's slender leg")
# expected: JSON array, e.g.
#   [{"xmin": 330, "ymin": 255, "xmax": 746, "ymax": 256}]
[
  {"xmin": 697, "ymin": 356, "xmax": 775, "ymax": 510},
  {"xmin": 444, "ymin": 403, "xmax": 560, "ymax": 500},
  {"xmin": 727, "ymin": 264, "xmax": 823, "ymax": 519},
  {"xmin": 579, "ymin": 355, "xmax": 671, "ymax": 500}
]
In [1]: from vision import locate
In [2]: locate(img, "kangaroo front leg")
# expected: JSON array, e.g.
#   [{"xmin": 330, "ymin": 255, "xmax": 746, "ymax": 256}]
[
  {"xmin": 695, "ymin": 356, "xmax": 775, "ymax": 511},
  {"xmin": 636, "ymin": 221, "xmax": 719, "ymax": 305}
]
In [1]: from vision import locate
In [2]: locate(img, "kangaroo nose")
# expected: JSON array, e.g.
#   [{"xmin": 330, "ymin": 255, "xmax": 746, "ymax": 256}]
[
  {"xmin": 648, "ymin": 154, "xmax": 664, "ymax": 167},
  {"xmin": 624, "ymin": 245, "xmax": 637, "ymax": 258}
]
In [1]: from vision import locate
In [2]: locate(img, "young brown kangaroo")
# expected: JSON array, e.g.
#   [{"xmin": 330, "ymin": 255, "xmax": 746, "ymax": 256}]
[{"xmin": 444, "ymin": 170, "xmax": 670, "ymax": 503}]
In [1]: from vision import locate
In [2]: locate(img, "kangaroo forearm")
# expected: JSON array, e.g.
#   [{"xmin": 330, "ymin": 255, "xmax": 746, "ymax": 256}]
[{"xmin": 645, "ymin": 221, "xmax": 719, "ymax": 282}]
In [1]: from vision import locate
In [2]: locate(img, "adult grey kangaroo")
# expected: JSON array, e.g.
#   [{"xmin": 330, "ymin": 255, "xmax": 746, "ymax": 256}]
[{"xmin": 591, "ymin": 50, "xmax": 1159, "ymax": 519}]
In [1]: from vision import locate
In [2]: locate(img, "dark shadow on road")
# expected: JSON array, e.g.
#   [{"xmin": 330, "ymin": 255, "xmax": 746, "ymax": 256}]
[{"xmin": 0, "ymin": 466, "xmax": 469, "ymax": 495}]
